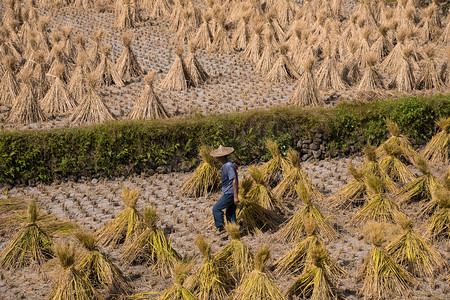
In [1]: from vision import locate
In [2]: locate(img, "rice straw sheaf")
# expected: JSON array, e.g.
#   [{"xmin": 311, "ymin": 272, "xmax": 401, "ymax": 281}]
[
  {"xmin": 387, "ymin": 213, "xmax": 445, "ymax": 278},
  {"xmin": 194, "ymin": 12, "xmax": 213, "ymax": 50},
  {"xmin": 362, "ymin": 144, "xmax": 397, "ymax": 193},
  {"xmin": 397, "ymin": 157, "xmax": 443, "ymax": 215},
  {"xmin": 96, "ymin": 187, "xmax": 144, "ymax": 248},
  {"xmin": 273, "ymin": 149, "xmax": 308, "ymax": 199},
  {"xmin": 209, "ymin": 14, "xmax": 232, "ymax": 54},
  {"xmin": 428, "ymin": 189, "xmax": 450, "ymax": 240},
  {"xmin": 160, "ymin": 46, "xmax": 194, "ymax": 91},
  {"xmin": 115, "ymin": 32, "xmax": 144, "ymax": 81},
  {"xmin": 260, "ymin": 139, "xmax": 289, "ymax": 187},
  {"xmin": 291, "ymin": 56, "xmax": 324, "ymax": 108},
  {"xmin": 376, "ymin": 118, "xmax": 420, "ymax": 165},
  {"xmin": 422, "ymin": 117, "xmax": 449, "ymax": 166},
  {"xmin": 121, "ymin": 205, "xmax": 180, "ymax": 276},
  {"xmin": 417, "ymin": 45, "xmax": 444, "ymax": 90},
  {"xmin": 75, "ymin": 230, "xmax": 133, "ymax": 295},
  {"xmin": 158, "ymin": 260, "xmax": 196, "ymax": 300},
  {"xmin": 128, "ymin": 71, "xmax": 170, "ymax": 120},
  {"xmin": 237, "ymin": 177, "xmax": 282, "ymax": 234},
  {"xmin": 246, "ymin": 166, "xmax": 283, "ymax": 212},
  {"xmin": 7, "ymin": 70, "xmax": 47, "ymax": 124},
  {"xmin": 185, "ymin": 41, "xmax": 209, "ymax": 86},
  {"xmin": 68, "ymin": 52, "xmax": 90, "ymax": 102},
  {"xmin": 47, "ymin": 242, "xmax": 104, "ymax": 300},
  {"xmin": 0, "ymin": 55, "xmax": 19, "ymax": 106},
  {"xmin": 330, "ymin": 162, "xmax": 370, "ymax": 209},
  {"xmin": 287, "ymin": 246, "xmax": 343, "ymax": 300},
  {"xmin": 87, "ymin": 28, "xmax": 106, "ymax": 71},
  {"xmin": 379, "ymin": 143, "xmax": 415, "ymax": 184},
  {"xmin": 70, "ymin": 75, "xmax": 115, "ymax": 124},
  {"xmin": 232, "ymin": 13, "xmax": 251, "ymax": 51},
  {"xmin": 254, "ymin": 32, "xmax": 275, "ymax": 75},
  {"xmin": 265, "ymin": 43, "xmax": 299, "ymax": 82},
  {"xmin": 358, "ymin": 224, "xmax": 416, "ymax": 300},
  {"xmin": 275, "ymin": 218, "xmax": 342, "ymax": 279},
  {"xmin": 357, "ymin": 53, "xmax": 384, "ymax": 91},
  {"xmin": 351, "ymin": 175, "xmax": 403, "ymax": 226},
  {"xmin": 185, "ymin": 235, "xmax": 231, "ymax": 300},
  {"xmin": 243, "ymin": 22, "xmax": 264, "ymax": 63},
  {"xmin": 214, "ymin": 223, "xmax": 253, "ymax": 282},
  {"xmin": 115, "ymin": 0, "xmax": 134, "ymax": 30},
  {"xmin": 40, "ymin": 63, "xmax": 76, "ymax": 117},
  {"xmin": 180, "ymin": 145, "xmax": 221, "ymax": 197},
  {"xmin": 316, "ymin": 44, "xmax": 347, "ymax": 91},
  {"xmin": 0, "ymin": 199, "xmax": 53, "ymax": 269},
  {"xmin": 92, "ymin": 44, "xmax": 124, "ymax": 87},
  {"xmin": 388, "ymin": 47, "xmax": 416, "ymax": 93},
  {"xmin": 278, "ymin": 184, "xmax": 337, "ymax": 243},
  {"xmin": 233, "ymin": 246, "xmax": 286, "ymax": 300}
]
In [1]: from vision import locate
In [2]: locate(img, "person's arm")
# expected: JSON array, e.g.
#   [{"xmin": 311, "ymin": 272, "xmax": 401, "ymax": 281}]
[{"xmin": 233, "ymin": 178, "xmax": 239, "ymax": 204}]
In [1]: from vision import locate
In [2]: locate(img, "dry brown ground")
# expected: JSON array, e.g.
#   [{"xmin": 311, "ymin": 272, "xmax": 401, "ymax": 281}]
[{"xmin": 0, "ymin": 155, "xmax": 448, "ymax": 300}]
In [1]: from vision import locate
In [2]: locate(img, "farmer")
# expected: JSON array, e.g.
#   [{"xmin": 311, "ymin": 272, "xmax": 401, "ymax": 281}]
[{"xmin": 210, "ymin": 145, "xmax": 239, "ymax": 232}]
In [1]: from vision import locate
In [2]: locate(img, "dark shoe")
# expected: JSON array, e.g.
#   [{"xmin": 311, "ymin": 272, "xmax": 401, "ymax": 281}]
[{"xmin": 217, "ymin": 226, "xmax": 225, "ymax": 233}]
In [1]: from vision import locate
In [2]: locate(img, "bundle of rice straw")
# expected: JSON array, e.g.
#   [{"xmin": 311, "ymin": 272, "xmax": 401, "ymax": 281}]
[
  {"xmin": 330, "ymin": 162, "xmax": 370, "ymax": 209},
  {"xmin": 194, "ymin": 12, "xmax": 213, "ymax": 50},
  {"xmin": 387, "ymin": 212, "xmax": 445, "ymax": 278},
  {"xmin": 232, "ymin": 13, "xmax": 251, "ymax": 51},
  {"xmin": 209, "ymin": 13, "xmax": 232, "ymax": 54},
  {"xmin": 233, "ymin": 246, "xmax": 286, "ymax": 300},
  {"xmin": 48, "ymin": 42, "xmax": 70, "ymax": 83},
  {"xmin": 40, "ymin": 63, "xmax": 76, "ymax": 117},
  {"xmin": 264, "ymin": 7, "xmax": 285, "ymax": 43},
  {"xmin": 7, "ymin": 70, "xmax": 47, "ymax": 124},
  {"xmin": 397, "ymin": 157, "xmax": 443, "ymax": 215},
  {"xmin": 70, "ymin": 74, "xmax": 115, "ymax": 124},
  {"xmin": 279, "ymin": 183, "xmax": 337, "ymax": 243},
  {"xmin": 150, "ymin": 0, "xmax": 172, "ymax": 19},
  {"xmin": 159, "ymin": 261, "xmax": 196, "ymax": 300},
  {"xmin": 375, "ymin": 118, "xmax": 420, "ymax": 165},
  {"xmin": 357, "ymin": 53, "xmax": 384, "ymax": 91},
  {"xmin": 428, "ymin": 187, "xmax": 450, "ymax": 240},
  {"xmin": 254, "ymin": 32, "xmax": 275, "ymax": 75},
  {"xmin": 265, "ymin": 43, "xmax": 299, "ymax": 82},
  {"xmin": 160, "ymin": 46, "xmax": 194, "ymax": 91},
  {"xmin": 379, "ymin": 143, "xmax": 415, "ymax": 184},
  {"xmin": 417, "ymin": 45, "xmax": 444, "ymax": 90},
  {"xmin": 115, "ymin": 0, "xmax": 134, "ymax": 29},
  {"xmin": 128, "ymin": 71, "xmax": 170, "ymax": 120},
  {"xmin": 388, "ymin": 46, "xmax": 416, "ymax": 93},
  {"xmin": 361, "ymin": 144, "xmax": 397, "ymax": 193},
  {"xmin": 185, "ymin": 41, "xmax": 209, "ymax": 86},
  {"xmin": 380, "ymin": 29, "xmax": 407, "ymax": 72},
  {"xmin": 92, "ymin": 44, "xmax": 124, "ymax": 87},
  {"xmin": 47, "ymin": 242, "xmax": 103, "ymax": 300},
  {"xmin": 357, "ymin": 224, "xmax": 416, "ymax": 300},
  {"xmin": 260, "ymin": 139, "xmax": 289, "ymax": 187},
  {"xmin": 243, "ymin": 22, "xmax": 264, "ymax": 63},
  {"xmin": 75, "ymin": 230, "xmax": 133, "ymax": 295},
  {"xmin": 0, "ymin": 55, "xmax": 19, "ymax": 106},
  {"xmin": 417, "ymin": 4, "xmax": 442, "ymax": 42},
  {"xmin": 174, "ymin": 10, "xmax": 196, "ymax": 44},
  {"xmin": 370, "ymin": 24, "xmax": 393, "ymax": 62},
  {"xmin": 87, "ymin": 28, "xmax": 106, "ymax": 70},
  {"xmin": 342, "ymin": 39, "xmax": 361, "ymax": 86},
  {"xmin": 237, "ymin": 177, "xmax": 282, "ymax": 234},
  {"xmin": 180, "ymin": 145, "xmax": 221, "ymax": 197},
  {"xmin": 423, "ymin": 117, "xmax": 449, "ymax": 165},
  {"xmin": 287, "ymin": 246, "xmax": 343, "ymax": 299},
  {"xmin": 291, "ymin": 57, "xmax": 324, "ymax": 107},
  {"xmin": 68, "ymin": 52, "xmax": 89, "ymax": 101},
  {"xmin": 316, "ymin": 44, "xmax": 347, "ymax": 91},
  {"xmin": 185, "ymin": 235, "xmax": 231, "ymax": 299},
  {"xmin": 0, "ymin": 199, "xmax": 53, "ymax": 269},
  {"xmin": 115, "ymin": 32, "xmax": 144, "ymax": 81},
  {"xmin": 351, "ymin": 174, "xmax": 403, "ymax": 226},
  {"xmin": 96, "ymin": 187, "xmax": 144, "ymax": 247},
  {"xmin": 214, "ymin": 223, "xmax": 253, "ymax": 282},
  {"xmin": 61, "ymin": 25, "xmax": 76, "ymax": 67},
  {"xmin": 275, "ymin": 218, "xmax": 343, "ymax": 279},
  {"xmin": 121, "ymin": 205, "xmax": 180, "ymax": 276},
  {"xmin": 246, "ymin": 166, "xmax": 283, "ymax": 212}
]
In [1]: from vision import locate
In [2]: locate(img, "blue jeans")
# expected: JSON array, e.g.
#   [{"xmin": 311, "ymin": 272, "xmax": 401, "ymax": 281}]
[{"xmin": 213, "ymin": 193, "xmax": 236, "ymax": 228}]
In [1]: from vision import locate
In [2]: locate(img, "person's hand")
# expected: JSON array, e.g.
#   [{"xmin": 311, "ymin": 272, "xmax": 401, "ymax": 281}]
[{"xmin": 234, "ymin": 195, "xmax": 239, "ymax": 205}]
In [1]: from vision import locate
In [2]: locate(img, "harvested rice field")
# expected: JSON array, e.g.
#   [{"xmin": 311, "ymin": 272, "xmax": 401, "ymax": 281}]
[{"xmin": 0, "ymin": 0, "xmax": 449, "ymax": 299}]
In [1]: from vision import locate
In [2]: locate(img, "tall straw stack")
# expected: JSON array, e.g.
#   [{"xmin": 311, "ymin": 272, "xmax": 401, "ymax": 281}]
[
  {"xmin": 417, "ymin": 45, "xmax": 444, "ymax": 90},
  {"xmin": 0, "ymin": 55, "xmax": 19, "ymax": 106},
  {"xmin": 194, "ymin": 12, "xmax": 213, "ymax": 49},
  {"xmin": 7, "ymin": 70, "xmax": 47, "ymax": 124},
  {"xmin": 92, "ymin": 44, "xmax": 125, "ymax": 87},
  {"xmin": 232, "ymin": 13, "xmax": 251, "ymax": 51},
  {"xmin": 115, "ymin": 0, "xmax": 134, "ymax": 29},
  {"xmin": 40, "ymin": 63, "xmax": 76, "ymax": 117},
  {"xmin": 254, "ymin": 32, "xmax": 275, "ymax": 75},
  {"xmin": 70, "ymin": 74, "xmax": 115, "ymax": 124},
  {"xmin": 316, "ymin": 44, "xmax": 347, "ymax": 90},
  {"xmin": 357, "ymin": 53, "xmax": 384, "ymax": 91},
  {"xmin": 160, "ymin": 46, "xmax": 194, "ymax": 91},
  {"xmin": 265, "ymin": 43, "xmax": 299, "ymax": 82},
  {"xmin": 115, "ymin": 32, "xmax": 144, "ymax": 81},
  {"xmin": 388, "ymin": 47, "xmax": 415, "ymax": 93},
  {"xmin": 68, "ymin": 52, "xmax": 89, "ymax": 102},
  {"xmin": 87, "ymin": 28, "xmax": 106, "ymax": 71},
  {"xmin": 423, "ymin": 117, "xmax": 450, "ymax": 166},
  {"xmin": 209, "ymin": 13, "xmax": 232, "ymax": 54},
  {"xmin": 243, "ymin": 22, "xmax": 264, "ymax": 63},
  {"xmin": 291, "ymin": 57, "xmax": 323, "ymax": 107},
  {"xmin": 185, "ymin": 41, "xmax": 209, "ymax": 86},
  {"xmin": 128, "ymin": 71, "xmax": 170, "ymax": 120}
]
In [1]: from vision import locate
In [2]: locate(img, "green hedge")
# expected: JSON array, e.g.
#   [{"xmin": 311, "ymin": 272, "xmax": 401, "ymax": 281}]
[{"xmin": 0, "ymin": 95, "xmax": 449, "ymax": 185}]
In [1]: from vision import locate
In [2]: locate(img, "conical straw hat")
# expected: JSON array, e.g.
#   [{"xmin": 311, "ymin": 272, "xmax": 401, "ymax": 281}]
[{"xmin": 210, "ymin": 145, "xmax": 234, "ymax": 157}]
